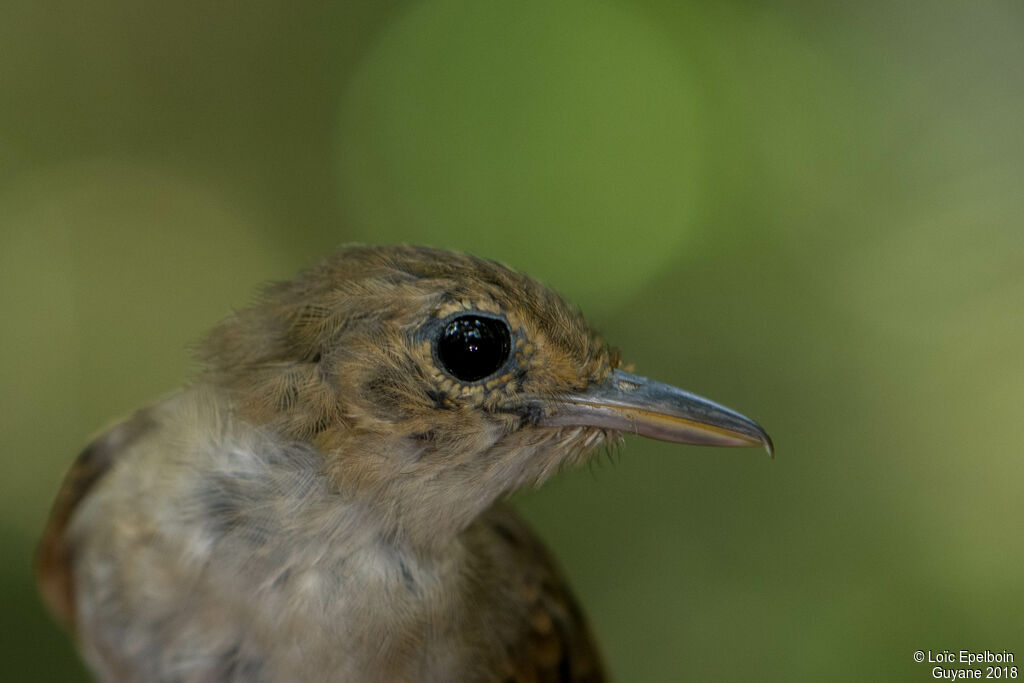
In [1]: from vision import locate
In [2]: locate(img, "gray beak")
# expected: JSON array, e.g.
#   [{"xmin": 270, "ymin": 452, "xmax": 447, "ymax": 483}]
[{"xmin": 540, "ymin": 369, "xmax": 773, "ymax": 456}]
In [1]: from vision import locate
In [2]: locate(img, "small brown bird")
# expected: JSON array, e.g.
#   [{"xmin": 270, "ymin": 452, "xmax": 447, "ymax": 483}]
[{"xmin": 36, "ymin": 245, "xmax": 771, "ymax": 682}]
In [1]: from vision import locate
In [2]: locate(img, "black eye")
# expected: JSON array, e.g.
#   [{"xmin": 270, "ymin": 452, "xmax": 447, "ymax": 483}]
[{"xmin": 436, "ymin": 315, "xmax": 512, "ymax": 382}]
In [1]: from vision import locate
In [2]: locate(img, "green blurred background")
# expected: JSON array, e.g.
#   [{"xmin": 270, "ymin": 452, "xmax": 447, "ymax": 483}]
[{"xmin": 2, "ymin": 0, "xmax": 1022, "ymax": 680}]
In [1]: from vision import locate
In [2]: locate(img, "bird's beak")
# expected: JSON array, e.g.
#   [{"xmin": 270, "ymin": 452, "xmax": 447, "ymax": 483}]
[{"xmin": 540, "ymin": 369, "xmax": 773, "ymax": 456}]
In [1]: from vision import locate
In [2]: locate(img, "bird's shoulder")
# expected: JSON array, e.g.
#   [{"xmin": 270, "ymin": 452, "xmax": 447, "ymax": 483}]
[
  {"xmin": 34, "ymin": 407, "xmax": 159, "ymax": 630},
  {"xmin": 468, "ymin": 505, "xmax": 607, "ymax": 683}
]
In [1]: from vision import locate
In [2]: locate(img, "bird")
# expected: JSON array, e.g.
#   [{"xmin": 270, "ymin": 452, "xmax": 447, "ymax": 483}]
[{"xmin": 36, "ymin": 245, "xmax": 772, "ymax": 682}]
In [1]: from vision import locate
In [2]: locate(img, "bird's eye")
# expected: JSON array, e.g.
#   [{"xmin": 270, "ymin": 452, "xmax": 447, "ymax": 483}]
[{"xmin": 436, "ymin": 315, "xmax": 512, "ymax": 383}]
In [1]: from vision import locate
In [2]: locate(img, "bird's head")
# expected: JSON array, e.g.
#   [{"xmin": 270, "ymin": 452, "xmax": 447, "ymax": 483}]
[{"xmin": 200, "ymin": 246, "xmax": 771, "ymax": 543}]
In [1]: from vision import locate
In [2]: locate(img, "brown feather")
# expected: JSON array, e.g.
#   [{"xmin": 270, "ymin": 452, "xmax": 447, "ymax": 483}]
[
  {"xmin": 34, "ymin": 409, "xmax": 156, "ymax": 630},
  {"xmin": 37, "ymin": 246, "xmax": 628, "ymax": 681},
  {"xmin": 476, "ymin": 506, "xmax": 605, "ymax": 683}
]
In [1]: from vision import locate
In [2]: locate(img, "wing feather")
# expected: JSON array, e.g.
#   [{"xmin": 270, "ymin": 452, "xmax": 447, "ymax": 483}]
[
  {"xmin": 34, "ymin": 410, "xmax": 156, "ymax": 630},
  {"xmin": 480, "ymin": 506, "xmax": 606, "ymax": 683}
]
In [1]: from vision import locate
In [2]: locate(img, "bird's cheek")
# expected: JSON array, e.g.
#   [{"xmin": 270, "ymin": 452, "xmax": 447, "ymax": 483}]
[{"xmin": 420, "ymin": 412, "xmax": 510, "ymax": 459}]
